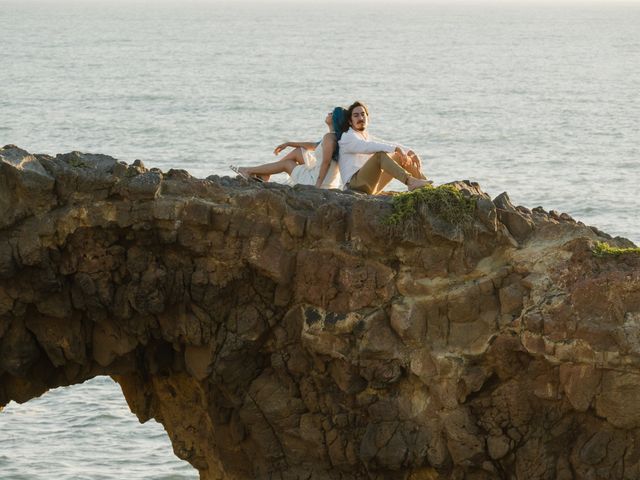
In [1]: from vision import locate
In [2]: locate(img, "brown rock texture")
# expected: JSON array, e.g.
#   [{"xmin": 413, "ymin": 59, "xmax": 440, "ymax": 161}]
[{"xmin": 1, "ymin": 144, "xmax": 640, "ymax": 479}]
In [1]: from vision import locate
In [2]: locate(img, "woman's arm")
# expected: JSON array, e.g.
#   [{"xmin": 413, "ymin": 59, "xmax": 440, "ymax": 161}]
[
  {"xmin": 274, "ymin": 141, "xmax": 318, "ymax": 155},
  {"xmin": 315, "ymin": 134, "xmax": 337, "ymax": 188}
]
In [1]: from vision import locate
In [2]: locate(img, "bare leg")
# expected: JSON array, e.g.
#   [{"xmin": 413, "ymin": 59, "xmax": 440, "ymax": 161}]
[
  {"xmin": 281, "ymin": 147, "xmax": 306, "ymax": 166},
  {"xmin": 238, "ymin": 148, "xmax": 305, "ymax": 179},
  {"xmin": 238, "ymin": 158, "xmax": 298, "ymax": 178}
]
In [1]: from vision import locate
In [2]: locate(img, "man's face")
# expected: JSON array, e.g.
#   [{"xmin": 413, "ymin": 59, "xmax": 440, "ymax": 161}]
[{"xmin": 350, "ymin": 106, "xmax": 368, "ymax": 132}]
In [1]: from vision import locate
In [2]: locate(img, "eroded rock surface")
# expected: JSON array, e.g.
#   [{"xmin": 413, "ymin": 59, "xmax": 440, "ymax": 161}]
[{"xmin": 1, "ymin": 144, "xmax": 640, "ymax": 480}]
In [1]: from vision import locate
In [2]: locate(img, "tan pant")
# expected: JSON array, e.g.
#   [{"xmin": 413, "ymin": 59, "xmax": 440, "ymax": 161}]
[{"xmin": 347, "ymin": 151, "xmax": 414, "ymax": 194}]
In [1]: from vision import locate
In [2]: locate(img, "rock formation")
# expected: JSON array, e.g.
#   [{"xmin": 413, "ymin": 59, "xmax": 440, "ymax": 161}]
[{"xmin": 1, "ymin": 144, "xmax": 640, "ymax": 480}]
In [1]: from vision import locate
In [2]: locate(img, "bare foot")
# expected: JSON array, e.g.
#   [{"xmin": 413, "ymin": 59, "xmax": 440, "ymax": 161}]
[
  {"xmin": 407, "ymin": 177, "xmax": 433, "ymax": 191},
  {"xmin": 239, "ymin": 167, "xmax": 269, "ymax": 182},
  {"xmin": 230, "ymin": 165, "xmax": 264, "ymax": 183},
  {"xmin": 241, "ymin": 168, "xmax": 269, "ymax": 182}
]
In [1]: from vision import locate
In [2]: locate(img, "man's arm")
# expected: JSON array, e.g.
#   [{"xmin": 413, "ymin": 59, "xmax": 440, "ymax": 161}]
[
  {"xmin": 370, "ymin": 135, "xmax": 409, "ymax": 153},
  {"xmin": 368, "ymin": 135, "xmax": 419, "ymax": 169},
  {"xmin": 339, "ymin": 131, "xmax": 396, "ymax": 154}
]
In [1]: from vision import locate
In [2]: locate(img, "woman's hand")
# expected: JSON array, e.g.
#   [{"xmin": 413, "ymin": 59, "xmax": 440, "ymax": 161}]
[{"xmin": 274, "ymin": 143, "xmax": 289, "ymax": 155}]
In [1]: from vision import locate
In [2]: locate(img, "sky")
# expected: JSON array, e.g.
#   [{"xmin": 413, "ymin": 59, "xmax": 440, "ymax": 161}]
[{"xmin": 5, "ymin": 0, "xmax": 640, "ymax": 4}]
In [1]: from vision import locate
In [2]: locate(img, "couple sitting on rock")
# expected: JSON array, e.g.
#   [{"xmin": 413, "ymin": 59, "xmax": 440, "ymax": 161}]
[{"xmin": 232, "ymin": 101, "xmax": 432, "ymax": 194}]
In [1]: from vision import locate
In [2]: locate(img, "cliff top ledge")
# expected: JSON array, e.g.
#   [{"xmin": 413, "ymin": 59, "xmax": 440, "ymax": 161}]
[{"xmin": 1, "ymin": 145, "xmax": 639, "ymax": 480}]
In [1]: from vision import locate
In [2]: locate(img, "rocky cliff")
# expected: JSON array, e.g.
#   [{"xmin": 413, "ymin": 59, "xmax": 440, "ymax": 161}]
[{"xmin": 1, "ymin": 144, "xmax": 640, "ymax": 480}]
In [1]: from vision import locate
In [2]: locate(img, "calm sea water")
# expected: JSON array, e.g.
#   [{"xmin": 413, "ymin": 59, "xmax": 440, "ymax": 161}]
[
  {"xmin": 1, "ymin": 1, "xmax": 639, "ymax": 478},
  {"xmin": 0, "ymin": 377, "xmax": 195, "ymax": 479}
]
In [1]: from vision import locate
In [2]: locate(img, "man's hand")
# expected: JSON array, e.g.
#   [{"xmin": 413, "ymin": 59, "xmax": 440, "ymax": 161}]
[
  {"xmin": 407, "ymin": 150, "xmax": 421, "ymax": 171},
  {"xmin": 274, "ymin": 143, "xmax": 289, "ymax": 155},
  {"xmin": 395, "ymin": 146, "xmax": 409, "ymax": 167}
]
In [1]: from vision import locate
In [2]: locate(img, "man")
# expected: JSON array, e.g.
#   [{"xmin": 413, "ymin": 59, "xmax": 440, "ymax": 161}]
[{"xmin": 338, "ymin": 101, "xmax": 431, "ymax": 194}]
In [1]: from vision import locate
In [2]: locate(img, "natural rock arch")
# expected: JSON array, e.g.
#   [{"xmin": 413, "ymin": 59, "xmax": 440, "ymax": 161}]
[
  {"xmin": 2, "ymin": 145, "xmax": 640, "ymax": 479},
  {"xmin": 1, "ymin": 376, "xmax": 196, "ymax": 477}
]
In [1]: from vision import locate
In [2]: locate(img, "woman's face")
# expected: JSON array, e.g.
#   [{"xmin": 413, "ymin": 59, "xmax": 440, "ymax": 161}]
[{"xmin": 325, "ymin": 112, "xmax": 333, "ymax": 127}]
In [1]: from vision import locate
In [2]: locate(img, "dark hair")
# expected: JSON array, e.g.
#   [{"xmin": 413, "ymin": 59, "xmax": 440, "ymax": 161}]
[
  {"xmin": 347, "ymin": 101, "xmax": 369, "ymax": 123},
  {"xmin": 330, "ymin": 107, "xmax": 349, "ymax": 161}
]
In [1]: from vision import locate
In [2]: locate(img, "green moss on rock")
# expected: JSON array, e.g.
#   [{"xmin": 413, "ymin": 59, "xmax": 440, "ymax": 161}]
[
  {"xmin": 384, "ymin": 185, "xmax": 477, "ymax": 227},
  {"xmin": 593, "ymin": 241, "xmax": 640, "ymax": 258},
  {"xmin": 66, "ymin": 157, "xmax": 88, "ymax": 168}
]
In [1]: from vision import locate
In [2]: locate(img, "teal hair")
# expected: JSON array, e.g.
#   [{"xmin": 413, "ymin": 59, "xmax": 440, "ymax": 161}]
[{"xmin": 331, "ymin": 107, "xmax": 348, "ymax": 161}]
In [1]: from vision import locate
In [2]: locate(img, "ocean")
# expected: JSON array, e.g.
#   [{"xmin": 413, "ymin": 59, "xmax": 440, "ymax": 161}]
[{"xmin": 1, "ymin": 1, "xmax": 639, "ymax": 478}]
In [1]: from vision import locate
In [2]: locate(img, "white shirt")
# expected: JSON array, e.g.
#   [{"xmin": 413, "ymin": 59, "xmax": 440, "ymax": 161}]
[{"xmin": 338, "ymin": 128, "xmax": 398, "ymax": 186}]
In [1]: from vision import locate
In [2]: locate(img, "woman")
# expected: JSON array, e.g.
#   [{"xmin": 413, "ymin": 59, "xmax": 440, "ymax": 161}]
[{"xmin": 231, "ymin": 107, "xmax": 347, "ymax": 189}]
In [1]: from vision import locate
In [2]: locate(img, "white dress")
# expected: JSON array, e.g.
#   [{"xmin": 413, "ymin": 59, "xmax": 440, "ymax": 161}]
[{"xmin": 287, "ymin": 140, "xmax": 342, "ymax": 189}]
